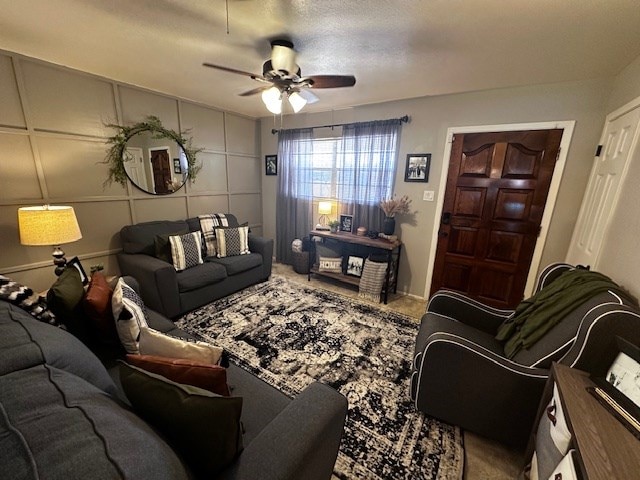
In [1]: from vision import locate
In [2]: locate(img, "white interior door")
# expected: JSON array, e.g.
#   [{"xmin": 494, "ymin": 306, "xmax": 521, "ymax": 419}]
[
  {"xmin": 566, "ymin": 101, "xmax": 640, "ymax": 268},
  {"xmin": 123, "ymin": 147, "xmax": 146, "ymax": 190}
]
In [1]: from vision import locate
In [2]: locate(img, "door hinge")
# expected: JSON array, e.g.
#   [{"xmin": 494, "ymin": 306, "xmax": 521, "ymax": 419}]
[
  {"xmin": 449, "ymin": 134, "xmax": 455, "ymax": 143},
  {"xmin": 595, "ymin": 144, "xmax": 603, "ymax": 157},
  {"xmin": 555, "ymin": 147, "xmax": 561, "ymax": 162}
]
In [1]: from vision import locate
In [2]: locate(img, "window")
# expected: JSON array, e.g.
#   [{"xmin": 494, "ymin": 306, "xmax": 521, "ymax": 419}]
[{"xmin": 294, "ymin": 132, "xmax": 397, "ymax": 205}]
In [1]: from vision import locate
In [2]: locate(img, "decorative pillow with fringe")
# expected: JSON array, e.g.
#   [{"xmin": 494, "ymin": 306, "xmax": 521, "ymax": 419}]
[{"xmin": 358, "ymin": 259, "xmax": 387, "ymax": 303}]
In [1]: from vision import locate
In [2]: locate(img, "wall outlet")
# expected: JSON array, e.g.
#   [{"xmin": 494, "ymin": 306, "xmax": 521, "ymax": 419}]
[{"xmin": 423, "ymin": 190, "xmax": 435, "ymax": 201}]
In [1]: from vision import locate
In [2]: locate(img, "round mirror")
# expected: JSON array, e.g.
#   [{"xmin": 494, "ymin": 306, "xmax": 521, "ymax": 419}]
[{"xmin": 122, "ymin": 130, "xmax": 189, "ymax": 194}]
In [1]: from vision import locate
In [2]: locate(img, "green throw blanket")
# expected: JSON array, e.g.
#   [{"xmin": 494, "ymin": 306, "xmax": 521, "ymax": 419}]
[{"xmin": 496, "ymin": 269, "xmax": 629, "ymax": 359}]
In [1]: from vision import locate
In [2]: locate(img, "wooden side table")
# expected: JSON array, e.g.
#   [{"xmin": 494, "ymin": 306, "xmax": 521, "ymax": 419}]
[{"xmin": 307, "ymin": 230, "xmax": 402, "ymax": 304}]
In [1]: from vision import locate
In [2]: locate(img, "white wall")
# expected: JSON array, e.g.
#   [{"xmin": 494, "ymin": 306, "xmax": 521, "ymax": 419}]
[
  {"xmin": 261, "ymin": 78, "xmax": 612, "ymax": 297},
  {"xmin": 0, "ymin": 50, "xmax": 260, "ymax": 292}
]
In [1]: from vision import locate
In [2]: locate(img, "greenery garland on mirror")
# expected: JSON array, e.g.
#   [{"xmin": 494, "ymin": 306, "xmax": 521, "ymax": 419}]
[{"xmin": 103, "ymin": 115, "xmax": 202, "ymax": 188}]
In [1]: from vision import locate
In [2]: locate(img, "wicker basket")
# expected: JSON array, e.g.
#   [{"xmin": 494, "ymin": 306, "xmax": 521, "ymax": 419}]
[{"xmin": 292, "ymin": 250, "xmax": 310, "ymax": 274}]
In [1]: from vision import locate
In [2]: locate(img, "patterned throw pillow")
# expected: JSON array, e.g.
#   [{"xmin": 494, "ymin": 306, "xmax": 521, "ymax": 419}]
[
  {"xmin": 214, "ymin": 225, "xmax": 250, "ymax": 258},
  {"xmin": 169, "ymin": 232, "xmax": 204, "ymax": 271},
  {"xmin": 198, "ymin": 214, "xmax": 229, "ymax": 257},
  {"xmin": 0, "ymin": 274, "xmax": 58, "ymax": 326},
  {"xmin": 111, "ymin": 278, "xmax": 149, "ymax": 354}
]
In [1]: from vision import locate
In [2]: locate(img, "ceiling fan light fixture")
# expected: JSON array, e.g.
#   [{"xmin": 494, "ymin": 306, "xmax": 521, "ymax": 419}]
[
  {"xmin": 261, "ymin": 86, "xmax": 282, "ymax": 114},
  {"xmin": 288, "ymin": 91, "xmax": 307, "ymax": 113}
]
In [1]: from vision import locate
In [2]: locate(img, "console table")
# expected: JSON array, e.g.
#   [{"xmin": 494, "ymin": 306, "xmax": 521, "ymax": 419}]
[
  {"xmin": 307, "ymin": 230, "xmax": 401, "ymax": 304},
  {"xmin": 524, "ymin": 363, "xmax": 640, "ymax": 479}
]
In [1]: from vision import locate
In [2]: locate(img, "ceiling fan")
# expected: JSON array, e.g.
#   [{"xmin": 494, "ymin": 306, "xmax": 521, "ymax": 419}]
[{"xmin": 203, "ymin": 39, "xmax": 356, "ymax": 114}]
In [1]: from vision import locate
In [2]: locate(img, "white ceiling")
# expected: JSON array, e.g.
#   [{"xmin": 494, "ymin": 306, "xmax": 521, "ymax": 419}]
[{"xmin": 2, "ymin": 0, "xmax": 640, "ymax": 118}]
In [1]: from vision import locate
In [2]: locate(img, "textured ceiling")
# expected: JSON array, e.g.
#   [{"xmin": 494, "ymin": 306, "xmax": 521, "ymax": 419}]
[{"xmin": 1, "ymin": 0, "xmax": 640, "ymax": 118}]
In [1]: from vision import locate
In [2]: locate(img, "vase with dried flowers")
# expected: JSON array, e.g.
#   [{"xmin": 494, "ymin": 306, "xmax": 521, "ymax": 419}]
[{"xmin": 379, "ymin": 195, "xmax": 412, "ymax": 235}]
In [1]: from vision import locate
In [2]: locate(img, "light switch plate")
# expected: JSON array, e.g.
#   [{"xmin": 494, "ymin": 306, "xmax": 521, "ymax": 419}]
[{"xmin": 423, "ymin": 190, "xmax": 435, "ymax": 201}]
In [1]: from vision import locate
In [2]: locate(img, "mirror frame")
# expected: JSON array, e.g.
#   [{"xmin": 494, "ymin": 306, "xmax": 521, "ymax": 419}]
[{"xmin": 103, "ymin": 115, "xmax": 202, "ymax": 190}]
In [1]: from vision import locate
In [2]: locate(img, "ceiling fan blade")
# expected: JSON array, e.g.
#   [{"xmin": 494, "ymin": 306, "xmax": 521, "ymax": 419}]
[
  {"xmin": 202, "ymin": 62, "xmax": 260, "ymax": 78},
  {"xmin": 305, "ymin": 75, "xmax": 356, "ymax": 89},
  {"xmin": 239, "ymin": 85, "xmax": 272, "ymax": 97},
  {"xmin": 297, "ymin": 89, "xmax": 319, "ymax": 104}
]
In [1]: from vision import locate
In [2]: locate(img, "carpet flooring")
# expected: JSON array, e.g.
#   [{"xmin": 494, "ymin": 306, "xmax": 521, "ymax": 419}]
[{"xmin": 176, "ymin": 275, "xmax": 464, "ymax": 480}]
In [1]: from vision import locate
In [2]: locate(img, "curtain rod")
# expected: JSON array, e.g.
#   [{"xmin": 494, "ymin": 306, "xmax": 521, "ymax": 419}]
[{"xmin": 270, "ymin": 115, "xmax": 409, "ymax": 135}]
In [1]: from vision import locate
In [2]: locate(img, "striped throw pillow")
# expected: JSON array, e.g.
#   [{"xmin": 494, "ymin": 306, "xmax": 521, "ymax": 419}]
[
  {"xmin": 214, "ymin": 226, "xmax": 250, "ymax": 258},
  {"xmin": 169, "ymin": 232, "xmax": 204, "ymax": 271}
]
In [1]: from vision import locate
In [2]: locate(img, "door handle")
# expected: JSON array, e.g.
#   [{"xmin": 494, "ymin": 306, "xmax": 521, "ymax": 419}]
[{"xmin": 442, "ymin": 212, "xmax": 451, "ymax": 225}]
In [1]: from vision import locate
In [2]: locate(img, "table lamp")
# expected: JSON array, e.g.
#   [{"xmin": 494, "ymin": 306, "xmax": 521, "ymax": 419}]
[
  {"xmin": 317, "ymin": 201, "xmax": 332, "ymax": 230},
  {"xmin": 18, "ymin": 205, "xmax": 83, "ymax": 276}
]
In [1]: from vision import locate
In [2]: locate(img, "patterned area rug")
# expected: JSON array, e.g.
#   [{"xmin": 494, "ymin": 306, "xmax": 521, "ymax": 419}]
[{"xmin": 176, "ymin": 275, "xmax": 464, "ymax": 480}]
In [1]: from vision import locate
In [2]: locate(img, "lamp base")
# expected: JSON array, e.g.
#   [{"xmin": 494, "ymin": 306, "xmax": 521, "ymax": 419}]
[{"xmin": 52, "ymin": 246, "xmax": 67, "ymax": 276}]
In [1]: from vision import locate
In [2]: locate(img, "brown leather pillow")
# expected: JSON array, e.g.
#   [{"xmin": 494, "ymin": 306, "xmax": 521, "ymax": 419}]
[
  {"xmin": 125, "ymin": 354, "xmax": 230, "ymax": 397},
  {"xmin": 83, "ymin": 272, "xmax": 118, "ymax": 345}
]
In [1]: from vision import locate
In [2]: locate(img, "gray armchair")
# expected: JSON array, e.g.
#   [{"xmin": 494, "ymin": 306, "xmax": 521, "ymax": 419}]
[{"xmin": 410, "ymin": 263, "xmax": 640, "ymax": 446}]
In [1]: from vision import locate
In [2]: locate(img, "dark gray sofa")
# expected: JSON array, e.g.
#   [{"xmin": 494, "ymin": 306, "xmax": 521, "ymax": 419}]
[
  {"xmin": 0, "ymin": 293, "xmax": 347, "ymax": 479},
  {"xmin": 118, "ymin": 214, "xmax": 273, "ymax": 318}
]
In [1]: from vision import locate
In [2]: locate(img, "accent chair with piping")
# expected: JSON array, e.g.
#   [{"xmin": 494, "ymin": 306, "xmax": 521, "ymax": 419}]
[{"xmin": 410, "ymin": 263, "xmax": 640, "ymax": 446}]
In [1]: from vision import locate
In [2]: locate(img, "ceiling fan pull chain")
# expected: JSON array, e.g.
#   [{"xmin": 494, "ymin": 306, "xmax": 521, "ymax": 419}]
[{"xmin": 225, "ymin": 0, "xmax": 229, "ymax": 34}]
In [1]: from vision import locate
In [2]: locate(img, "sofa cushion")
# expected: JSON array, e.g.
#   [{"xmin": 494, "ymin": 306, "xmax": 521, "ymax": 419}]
[
  {"xmin": 139, "ymin": 327, "xmax": 223, "ymax": 365},
  {"xmin": 169, "ymin": 232, "xmax": 204, "ymax": 271},
  {"xmin": 120, "ymin": 220, "xmax": 189, "ymax": 255},
  {"xmin": 0, "ymin": 364, "xmax": 189, "ymax": 480},
  {"xmin": 112, "ymin": 278, "xmax": 149, "ymax": 354},
  {"xmin": 207, "ymin": 252, "xmax": 263, "ymax": 276},
  {"xmin": 176, "ymin": 261, "xmax": 227, "ymax": 292},
  {"xmin": 119, "ymin": 362, "xmax": 243, "ymax": 477},
  {"xmin": 0, "ymin": 301, "xmax": 118, "ymax": 396},
  {"xmin": 125, "ymin": 354, "xmax": 230, "ymax": 396},
  {"xmin": 186, "ymin": 214, "xmax": 239, "ymax": 233}
]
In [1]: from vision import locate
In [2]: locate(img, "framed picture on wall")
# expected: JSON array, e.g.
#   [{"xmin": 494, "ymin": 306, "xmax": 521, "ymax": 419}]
[
  {"xmin": 404, "ymin": 153, "xmax": 431, "ymax": 182},
  {"xmin": 173, "ymin": 158, "xmax": 181, "ymax": 174},
  {"xmin": 339, "ymin": 214, "xmax": 353, "ymax": 233},
  {"xmin": 265, "ymin": 155, "xmax": 278, "ymax": 175}
]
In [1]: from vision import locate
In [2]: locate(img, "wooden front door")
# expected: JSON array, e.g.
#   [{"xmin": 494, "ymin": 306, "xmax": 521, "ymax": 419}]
[
  {"xmin": 150, "ymin": 149, "xmax": 171, "ymax": 194},
  {"xmin": 430, "ymin": 129, "xmax": 563, "ymax": 308}
]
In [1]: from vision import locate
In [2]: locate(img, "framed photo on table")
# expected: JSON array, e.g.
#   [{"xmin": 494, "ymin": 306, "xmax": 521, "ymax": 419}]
[
  {"xmin": 339, "ymin": 214, "xmax": 353, "ymax": 233},
  {"xmin": 346, "ymin": 256, "xmax": 364, "ymax": 277},
  {"xmin": 67, "ymin": 256, "xmax": 88, "ymax": 285},
  {"xmin": 588, "ymin": 336, "xmax": 640, "ymax": 438},
  {"xmin": 404, "ymin": 154, "xmax": 431, "ymax": 182}
]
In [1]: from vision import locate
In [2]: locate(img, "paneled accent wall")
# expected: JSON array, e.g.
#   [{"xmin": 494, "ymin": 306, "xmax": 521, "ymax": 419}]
[{"xmin": 0, "ymin": 50, "xmax": 260, "ymax": 291}]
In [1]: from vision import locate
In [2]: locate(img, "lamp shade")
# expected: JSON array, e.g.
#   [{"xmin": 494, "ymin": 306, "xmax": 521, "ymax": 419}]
[
  {"xmin": 261, "ymin": 86, "xmax": 282, "ymax": 114},
  {"xmin": 288, "ymin": 91, "xmax": 307, "ymax": 113},
  {"xmin": 18, "ymin": 205, "xmax": 82, "ymax": 246},
  {"xmin": 318, "ymin": 201, "xmax": 332, "ymax": 215}
]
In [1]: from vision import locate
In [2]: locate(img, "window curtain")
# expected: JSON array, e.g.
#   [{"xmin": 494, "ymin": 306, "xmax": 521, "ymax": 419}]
[
  {"xmin": 276, "ymin": 128, "xmax": 314, "ymax": 264},
  {"xmin": 337, "ymin": 119, "xmax": 401, "ymax": 232}
]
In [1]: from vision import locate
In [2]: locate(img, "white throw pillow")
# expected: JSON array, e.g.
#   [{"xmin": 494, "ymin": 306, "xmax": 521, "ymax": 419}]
[
  {"xmin": 111, "ymin": 278, "xmax": 149, "ymax": 354},
  {"xmin": 138, "ymin": 327, "xmax": 224, "ymax": 365},
  {"xmin": 169, "ymin": 232, "xmax": 204, "ymax": 271},
  {"xmin": 547, "ymin": 450, "xmax": 578, "ymax": 480}
]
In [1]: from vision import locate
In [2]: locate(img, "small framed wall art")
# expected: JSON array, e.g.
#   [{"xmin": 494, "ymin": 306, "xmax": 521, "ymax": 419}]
[
  {"xmin": 339, "ymin": 214, "xmax": 353, "ymax": 233},
  {"xmin": 404, "ymin": 153, "xmax": 431, "ymax": 182},
  {"xmin": 173, "ymin": 158, "xmax": 181, "ymax": 174},
  {"xmin": 265, "ymin": 155, "xmax": 278, "ymax": 175}
]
